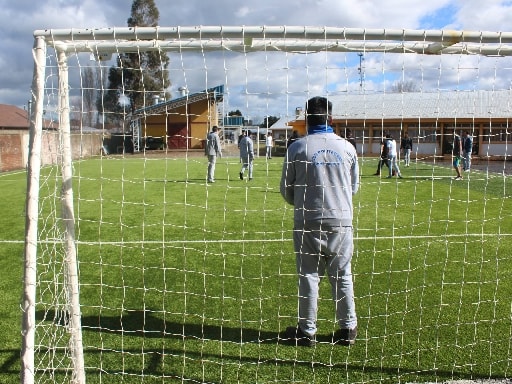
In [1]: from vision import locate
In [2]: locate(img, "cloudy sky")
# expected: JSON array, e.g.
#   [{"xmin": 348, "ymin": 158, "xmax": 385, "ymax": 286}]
[{"xmin": 1, "ymin": 0, "xmax": 512, "ymax": 122}]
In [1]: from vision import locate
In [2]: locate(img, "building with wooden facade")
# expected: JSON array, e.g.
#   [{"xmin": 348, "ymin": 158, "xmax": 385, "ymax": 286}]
[
  {"xmin": 131, "ymin": 85, "xmax": 224, "ymax": 151},
  {"xmin": 286, "ymin": 90, "xmax": 511, "ymax": 158}
]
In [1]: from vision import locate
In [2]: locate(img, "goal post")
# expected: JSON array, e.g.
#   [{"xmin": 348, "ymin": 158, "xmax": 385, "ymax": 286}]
[
  {"xmin": 23, "ymin": 37, "xmax": 86, "ymax": 384},
  {"xmin": 21, "ymin": 35, "xmax": 46, "ymax": 384},
  {"xmin": 22, "ymin": 26, "xmax": 512, "ymax": 383},
  {"xmin": 32, "ymin": 26, "xmax": 512, "ymax": 57}
]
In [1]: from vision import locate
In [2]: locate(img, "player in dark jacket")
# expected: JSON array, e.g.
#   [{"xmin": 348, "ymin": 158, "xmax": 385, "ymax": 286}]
[{"xmin": 374, "ymin": 133, "xmax": 390, "ymax": 176}]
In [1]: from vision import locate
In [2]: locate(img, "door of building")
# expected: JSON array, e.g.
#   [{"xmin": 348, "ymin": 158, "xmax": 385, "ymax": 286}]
[{"xmin": 167, "ymin": 123, "xmax": 189, "ymax": 149}]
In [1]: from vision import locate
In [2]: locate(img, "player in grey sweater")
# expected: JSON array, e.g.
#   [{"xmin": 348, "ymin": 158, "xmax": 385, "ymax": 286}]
[
  {"xmin": 239, "ymin": 130, "xmax": 254, "ymax": 180},
  {"xmin": 205, "ymin": 126, "xmax": 222, "ymax": 183},
  {"xmin": 281, "ymin": 129, "xmax": 359, "ymax": 226},
  {"xmin": 280, "ymin": 96, "xmax": 359, "ymax": 346}
]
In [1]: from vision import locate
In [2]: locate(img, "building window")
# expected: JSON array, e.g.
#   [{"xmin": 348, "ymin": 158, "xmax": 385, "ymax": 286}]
[
  {"xmin": 344, "ymin": 126, "xmax": 368, "ymax": 143},
  {"xmin": 407, "ymin": 124, "xmax": 437, "ymax": 143},
  {"xmin": 335, "ymin": 124, "xmax": 369, "ymax": 144},
  {"xmin": 372, "ymin": 125, "xmax": 402, "ymax": 141},
  {"xmin": 482, "ymin": 123, "xmax": 510, "ymax": 143}
]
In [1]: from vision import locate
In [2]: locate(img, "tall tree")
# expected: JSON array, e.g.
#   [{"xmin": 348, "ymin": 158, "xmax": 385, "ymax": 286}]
[
  {"xmin": 98, "ymin": 0, "xmax": 171, "ymax": 124},
  {"xmin": 260, "ymin": 116, "xmax": 279, "ymax": 129},
  {"xmin": 390, "ymin": 80, "xmax": 419, "ymax": 93},
  {"xmin": 95, "ymin": 65, "xmax": 109, "ymax": 126},
  {"xmin": 81, "ymin": 66, "xmax": 95, "ymax": 127}
]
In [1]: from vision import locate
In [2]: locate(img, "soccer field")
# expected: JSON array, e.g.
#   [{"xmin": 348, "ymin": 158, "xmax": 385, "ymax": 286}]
[{"xmin": 2, "ymin": 155, "xmax": 512, "ymax": 383}]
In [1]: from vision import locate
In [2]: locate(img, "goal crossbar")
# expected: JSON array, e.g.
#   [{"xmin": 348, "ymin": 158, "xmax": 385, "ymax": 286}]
[{"xmin": 33, "ymin": 26, "xmax": 512, "ymax": 56}]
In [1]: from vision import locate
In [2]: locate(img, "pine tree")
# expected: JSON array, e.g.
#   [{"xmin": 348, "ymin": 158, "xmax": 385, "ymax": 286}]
[{"xmin": 97, "ymin": 0, "xmax": 171, "ymax": 125}]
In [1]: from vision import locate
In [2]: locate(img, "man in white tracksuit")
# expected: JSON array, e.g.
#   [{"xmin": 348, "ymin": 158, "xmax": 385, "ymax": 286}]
[{"xmin": 280, "ymin": 96, "xmax": 359, "ymax": 347}]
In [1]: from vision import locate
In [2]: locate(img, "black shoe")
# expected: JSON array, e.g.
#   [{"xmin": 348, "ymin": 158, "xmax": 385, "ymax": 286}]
[
  {"xmin": 283, "ymin": 326, "xmax": 316, "ymax": 347},
  {"xmin": 373, "ymin": 173, "xmax": 380, "ymax": 176},
  {"xmin": 333, "ymin": 327, "xmax": 357, "ymax": 346},
  {"xmin": 239, "ymin": 172, "xmax": 244, "ymax": 180}
]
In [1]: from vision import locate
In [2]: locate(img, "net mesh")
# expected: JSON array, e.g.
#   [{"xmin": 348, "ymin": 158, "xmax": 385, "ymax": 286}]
[{"xmin": 24, "ymin": 26, "xmax": 512, "ymax": 383}]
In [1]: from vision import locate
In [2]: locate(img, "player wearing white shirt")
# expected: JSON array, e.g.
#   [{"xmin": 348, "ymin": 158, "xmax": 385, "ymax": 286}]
[
  {"xmin": 265, "ymin": 134, "xmax": 273, "ymax": 159},
  {"xmin": 386, "ymin": 135, "xmax": 402, "ymax": 179}
]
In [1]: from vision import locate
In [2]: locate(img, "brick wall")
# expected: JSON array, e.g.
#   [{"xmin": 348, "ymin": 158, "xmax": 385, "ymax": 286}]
[
  {"xmin": 0, "ymin": 133, "xmax": 24, "ymax": 171},
  {"xmin": 0, "ymin": 131, "xmax": 104, "ymax": 172}
]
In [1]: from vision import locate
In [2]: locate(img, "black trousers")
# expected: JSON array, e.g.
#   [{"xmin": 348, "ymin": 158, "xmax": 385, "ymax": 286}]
[{"xmin": 375, "ymin": 158, "xmax": 389, "ymax": 174}]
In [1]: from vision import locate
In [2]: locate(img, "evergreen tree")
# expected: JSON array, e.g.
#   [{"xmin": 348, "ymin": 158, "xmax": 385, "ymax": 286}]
[
  {"xmin": 260, "ymin": 116, "xmax": 279, "ymax": 129},
  {"xmin": 97, "ymin": 0, "xmax": 171, "ymax": 125}
]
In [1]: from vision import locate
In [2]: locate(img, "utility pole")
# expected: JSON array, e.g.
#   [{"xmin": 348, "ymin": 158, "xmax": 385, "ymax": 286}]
[{"xmin": 358, "ymin": 53, "xmax": 365, "ymax": 90}]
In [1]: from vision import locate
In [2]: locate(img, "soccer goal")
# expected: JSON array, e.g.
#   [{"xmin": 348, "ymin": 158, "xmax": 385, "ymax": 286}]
[{"xmin": 22, "ymin": 26, "xmax": 512, "ymax": 384}]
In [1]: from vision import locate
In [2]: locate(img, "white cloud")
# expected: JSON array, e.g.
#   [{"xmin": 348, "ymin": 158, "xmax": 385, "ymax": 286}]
[
  {"xmin": 234, "ymin": 6, "xmax": 251, "ymax": 18},
  {"xmin": 453, "ymin": 0, "xmax": 512, "ymax": 31},
  {"xmin": 1, "ymin": 0, "xmax": 512, "ymax": 120}
]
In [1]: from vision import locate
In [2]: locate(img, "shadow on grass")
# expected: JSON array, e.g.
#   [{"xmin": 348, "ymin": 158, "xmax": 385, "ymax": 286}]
[
  {"xmin": 85, "ymin": 308, "xmax": 279, "ymax": 344},
  {"xmin": 27, "ymin": 309, "xmax": 508, "ymax": 383}
]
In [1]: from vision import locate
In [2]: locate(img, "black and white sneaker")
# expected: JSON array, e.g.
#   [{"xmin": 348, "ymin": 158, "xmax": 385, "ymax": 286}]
[
  {"xmin": 333, "ymin": 327, "xmax": 357, "ymax": 346},
  {"xmin": 283, "ymin": 326, "xmax": 316, "ymax": 347}
]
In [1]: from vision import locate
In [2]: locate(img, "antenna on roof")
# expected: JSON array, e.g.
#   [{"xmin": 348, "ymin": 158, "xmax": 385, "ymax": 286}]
[{"xmin": 178, "ymin": 86, "xmax": 189, "ymax": 97}]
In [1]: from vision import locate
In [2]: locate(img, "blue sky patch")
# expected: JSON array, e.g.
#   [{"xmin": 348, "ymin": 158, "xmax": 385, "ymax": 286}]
[{"xmin": 419, "ymin": 3, "xmax": 459, "ymax": 29}]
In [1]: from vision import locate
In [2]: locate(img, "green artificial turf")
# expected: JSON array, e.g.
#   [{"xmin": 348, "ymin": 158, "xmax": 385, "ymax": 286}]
[{"xmin": 1, "ymin": 155, "xmax": 511, "ymax": 383}]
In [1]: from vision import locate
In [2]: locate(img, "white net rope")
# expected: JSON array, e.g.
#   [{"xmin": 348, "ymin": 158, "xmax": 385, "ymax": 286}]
[{"xmin": 24, "ymin": 26, "xmax": 512, "ymax": 383}]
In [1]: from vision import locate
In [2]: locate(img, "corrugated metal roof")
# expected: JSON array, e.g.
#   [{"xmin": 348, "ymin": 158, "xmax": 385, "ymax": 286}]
[
  {"xmin": 328, "ymin": 90, "xmax": 512, "ymax": 120},
  {"xmin": 269, "ymin": 115, "xmax": 295, "ymax": 129},
  {"xmin": 133, "ymin": 85, "xmax": 224, "ymax": 116}
]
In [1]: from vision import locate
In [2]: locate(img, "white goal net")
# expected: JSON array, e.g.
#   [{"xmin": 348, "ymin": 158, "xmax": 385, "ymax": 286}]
[{"xmin": 22, "ymin": 26, "xmax": 512, "ymax": 384}]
